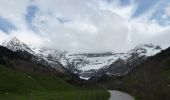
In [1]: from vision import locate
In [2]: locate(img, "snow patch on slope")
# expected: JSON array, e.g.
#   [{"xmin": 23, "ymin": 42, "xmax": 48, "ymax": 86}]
[{"xmin": 2, "ymin": 37, "xmax": 34, "ymax": 54}]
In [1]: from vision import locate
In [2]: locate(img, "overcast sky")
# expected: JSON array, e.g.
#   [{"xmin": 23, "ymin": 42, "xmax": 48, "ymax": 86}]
[{"xmin": 0, "ymin": 0, "xmax": 170, "ymax": 53}]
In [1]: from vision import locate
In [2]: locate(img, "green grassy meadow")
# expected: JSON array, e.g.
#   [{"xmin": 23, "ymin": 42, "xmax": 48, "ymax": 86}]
[{"xmin": 0, "ymin": 65, "xmax": 110, "ymax": 100}]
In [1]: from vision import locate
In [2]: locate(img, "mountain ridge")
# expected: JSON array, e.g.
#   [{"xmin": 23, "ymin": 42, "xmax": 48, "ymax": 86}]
[{"xmin": 0, "ymin": 37, "xmax": 162, "ymax": 80}]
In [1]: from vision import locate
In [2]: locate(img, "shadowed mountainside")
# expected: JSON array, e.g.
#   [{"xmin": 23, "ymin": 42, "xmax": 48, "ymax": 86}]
[
  {"xmin": 0, "ymin": 46, "xmax": 63, "ymax": 75},
  {"xmin": 95, "ymin": 47, "xmax": 170, "ymax": 100}
]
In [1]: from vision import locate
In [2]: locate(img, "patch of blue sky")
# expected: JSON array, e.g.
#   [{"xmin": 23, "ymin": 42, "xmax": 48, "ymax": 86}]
[
  {"xmin": 105, "ymin": 0, "xmax": 131, "ymax": 6},
  {"xmin": 132, "ymin": 0, "xmax": 161, "ymax": 17},
  {"xmin": 0, "ymin": 17, "xmax": 16, "ymax": 34},
  {"xmin": 151, "ymin": 9, "xmax": 170, "ymax": 26},
  {"xmin": 25, "ymin": 4, "xmax": 39, "ymax": 32},
  {"xmin": 120, "ymin": 0, "xmax": 131, "ymax": 6},
  {"xmin": 150, "ymin": 0, "xmax": 170, "ymax": 26}
]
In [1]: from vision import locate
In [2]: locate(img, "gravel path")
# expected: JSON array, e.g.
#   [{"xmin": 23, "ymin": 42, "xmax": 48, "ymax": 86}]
[{"xmin": 109, "ymin": 90, "xmax": 135, "ymax": 100}]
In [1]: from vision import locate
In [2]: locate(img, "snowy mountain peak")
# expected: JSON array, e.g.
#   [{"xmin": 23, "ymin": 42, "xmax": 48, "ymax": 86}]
[
  {"xmin": 133, "ymin": 43, "xmax": 160, "ymax": 50},
  {"xmin": 9, "ymin": 37, "xmax": 21, "ymax": 43},
  {"xmin": 128, "ymin": 43, "xmax": 161, "ymax": 57},
  {"xmin": 1, "ymin": 37, "xmax": 34, "ymax": 54},
  {"xmin": 3, "ymin": 37, "xmax": 22, "ymax": 46}
]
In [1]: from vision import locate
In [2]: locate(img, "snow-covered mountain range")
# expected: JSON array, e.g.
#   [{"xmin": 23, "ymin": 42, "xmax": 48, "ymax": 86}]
[
  {"xmin": 1, "ymin": 37, "xmax": 66, "ymax": 73},
  {"xmin": 0, "ymin": 37, "xmax": 162, "ymax": 80}
]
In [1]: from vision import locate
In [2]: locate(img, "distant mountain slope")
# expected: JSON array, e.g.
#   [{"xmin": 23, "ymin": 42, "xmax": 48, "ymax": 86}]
[
  {"xmin": 1, "ymin": 37, "xmax": 67, "ymax": 73},
  {"xmin": 106, "ymin": 44, "xmax": 161, "ymax": 76},
  {"xmin": 87, "ymin": 44, "xmax": 162, "ymax": 80},
  {"xmin": 0, "ymin": 46, "xmax": 65, "ymax": 75},
  {"xmin": 97, "ymin": 47, "xmax": 170, "ymax": 100}
]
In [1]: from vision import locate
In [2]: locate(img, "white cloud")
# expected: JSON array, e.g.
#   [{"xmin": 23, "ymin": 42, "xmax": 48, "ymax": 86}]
[
  {"xmin": 165, "ymin": 3, "xmax": 170, "ymax": 17},
  {"xmin": 0, "ymin": 0, "xmax": 170, "ymax": 52},
  {"xmin": 10, "ymin": 30, "xmax": 46, "ymax": 47},
  {"xmin": 64, "ymin": 20, "xmax": 98, "ymax": 34},
  {"xmin": 0, "ymin": 0, "xmax": 30, "ymax": 30},
  {"xmin": 0, "ymin": 31, "xmax": 8, "ymax": 43},
  {"xmin": 94, "ymin": 0, "xmax": 136, "ymax": 19},
  {"xmin": 30, "ymin": 1, "xmax": 130, "ymax": 52}
]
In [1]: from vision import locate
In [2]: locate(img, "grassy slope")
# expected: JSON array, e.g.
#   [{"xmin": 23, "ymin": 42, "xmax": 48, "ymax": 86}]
[{"xmin": 0, "ymin": 65, "xmax": 110, "ymax": 100}]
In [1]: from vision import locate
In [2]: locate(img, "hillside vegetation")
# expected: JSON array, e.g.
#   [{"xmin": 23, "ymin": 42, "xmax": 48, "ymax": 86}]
[
  {"xmin": 97, "ymin": 47, "xmax": 170, "ymax": 100},
  {"xmin": 119, "ymin": 48, "xmax": 170, "ymax": 100},
  {"xmin": 0, "ymin": 64, "xmax": 110, "ymax": 100}
]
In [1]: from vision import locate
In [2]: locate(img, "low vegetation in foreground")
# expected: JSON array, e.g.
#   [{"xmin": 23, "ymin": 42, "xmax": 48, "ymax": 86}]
[{"xmin": 0, "ymin": 65, "xmax": 110, "ymax": 100}]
